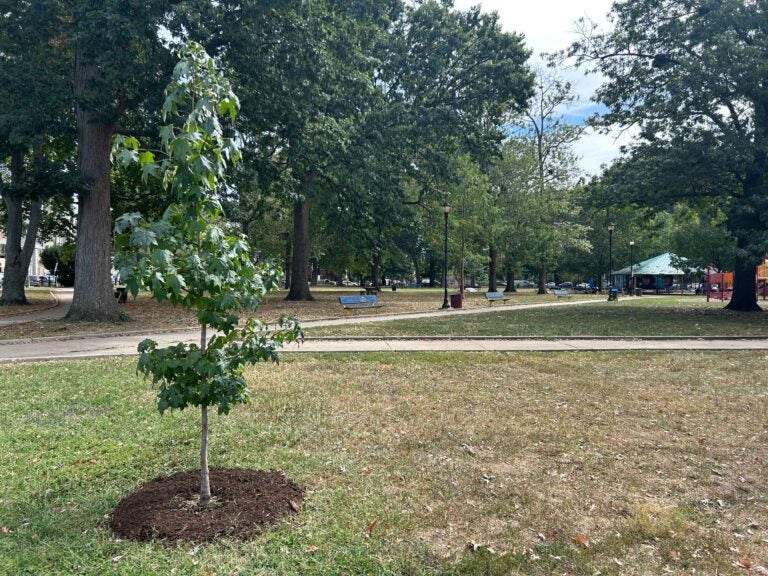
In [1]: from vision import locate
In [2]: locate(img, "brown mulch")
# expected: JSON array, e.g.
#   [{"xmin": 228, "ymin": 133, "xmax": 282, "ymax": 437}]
[{"xmin": 110, "ymin": 468, "xmax": 303, "ymax": 542}]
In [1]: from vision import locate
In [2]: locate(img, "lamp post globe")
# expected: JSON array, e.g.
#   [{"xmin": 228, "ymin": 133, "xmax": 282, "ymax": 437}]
[{"xmin": 442, "ymin": 202, "xmax": 451, "ymax": 309}]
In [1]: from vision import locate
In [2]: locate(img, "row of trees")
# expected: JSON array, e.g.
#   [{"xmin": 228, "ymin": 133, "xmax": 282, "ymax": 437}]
[{"xmin": 1, "ymin": 0, "xmax": 765, "ymax": 313}]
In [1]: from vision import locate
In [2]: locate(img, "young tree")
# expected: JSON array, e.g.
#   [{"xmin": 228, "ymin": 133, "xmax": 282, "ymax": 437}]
[
  {"xmin": 114, "ymin": 44, "xmax": 301, "ymax": 507},
  {"xmin": 570, "ymin": 0, "xmax": 768, "ymax": 311}
]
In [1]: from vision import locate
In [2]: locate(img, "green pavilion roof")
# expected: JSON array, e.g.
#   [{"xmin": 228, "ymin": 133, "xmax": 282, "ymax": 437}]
[{"xmin": 614, "ymin": 252, "xmax": 693, "ymax": 276}]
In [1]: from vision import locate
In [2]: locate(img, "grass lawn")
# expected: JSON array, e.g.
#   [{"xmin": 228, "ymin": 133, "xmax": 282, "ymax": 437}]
[
  {"xmin": 0, "ymin": 288, "xmax": 600, "ymax": 341},
  {"xmin": 2, "ymin": 353, "xmax": 767, "ymax": 575},
  {"xmin": 307, "ymin": 296, "xmax": 768, "ymax": 337}
]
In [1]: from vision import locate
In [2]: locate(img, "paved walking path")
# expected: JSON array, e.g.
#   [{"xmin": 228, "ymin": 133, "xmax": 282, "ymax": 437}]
[
  {"xmin": 0, "ymin": 295, "xmax": 765, "ymax": 362},
  {"xmin": 0, "ymin": 289, "xmax": 72, "ymax": 326}
]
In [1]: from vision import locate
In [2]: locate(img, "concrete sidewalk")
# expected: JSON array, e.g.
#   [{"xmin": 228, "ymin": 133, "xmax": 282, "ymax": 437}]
[{"xmin": 0, "ymin": 296, "xmax": 764, "ymax": 362}]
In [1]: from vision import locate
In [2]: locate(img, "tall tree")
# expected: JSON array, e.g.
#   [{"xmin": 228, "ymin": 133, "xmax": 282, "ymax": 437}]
[
  {"xmin": 0, "ymin": 0, "xmax": 72, "ymax": 304},
  {"xmin": 511, "ymin": 71, "xmax": 587, "ymax": 293},
  {"xmin": 570, "ymin": 0, "xmax": 768, "ymax": 311}
]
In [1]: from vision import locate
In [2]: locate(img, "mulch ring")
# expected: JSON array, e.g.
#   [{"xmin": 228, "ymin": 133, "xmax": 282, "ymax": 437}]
[{"xmin": 110, "ymin": 468, "xmax": 303, "ymax": 542}]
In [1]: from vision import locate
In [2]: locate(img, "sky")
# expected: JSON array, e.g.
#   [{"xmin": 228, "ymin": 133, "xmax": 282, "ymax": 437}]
[{"xmin": 452, "ymin": 0, "xmax": 636, "ymax": 176}]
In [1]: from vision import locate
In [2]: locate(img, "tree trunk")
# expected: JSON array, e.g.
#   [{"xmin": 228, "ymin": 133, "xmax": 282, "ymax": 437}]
[
  {"xmin": 283, "ymin": 233, "xmax": 292, "ymax": 289},
  {"xmin": 459, "ymin": 239, "xmax": 465, "ymax": 298},
  {"xmin": 505, "ymin": 268, "xmax": 516, "ymax": 293},
  {"xmin": 537, "ymin": 264, "xmax": 547, "ymax": 294},
  {"xmin": 428, "ymin": 255, "xmax": 437, "ymax": 287},
  {"xmin": 725, "ymin": 257, "xmax": 760, "ymax": 312},
  {"xmin": 310, "ymin": 260, "xmax": 319, "ymax": 286},
  {"xmin": 488, "ymin": 244, "xmax": 497, "ymax": 291},
  {"xmin": 198, "ymin": 324, "xmax": 211, "ymax": 507},
  {"xmin": 371, "ymin": 249, "xmax": 381, "ymax": 288},
  {"xmin": 286, "ymin": 176, "xmax": 314, "ymax": 301},
  {"xmin": 1, "ymin": 150, "xmax": 42, "ymax": 306},
  {"xmin": 67, "ymin": 54, "xmax": 120, "ymax": 321}
]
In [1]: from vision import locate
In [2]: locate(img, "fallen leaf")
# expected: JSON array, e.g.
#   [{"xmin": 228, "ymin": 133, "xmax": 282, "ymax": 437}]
[
  {"xmin": 305, "ymin": 545, "xmax": 319, "ymax": 554},
  {"xmin": 364, "ymin": 518, "xmax": 379, "ymax": 537},
  {"xmin": 571, "ymin": 534, "xmax": 590, "ymax": 548},
  {"xmin": 110, "ymin": 555, "xmax": 123, "ymax": 563},
  {"xmin": 733, "ymin": 558, "xmax": 751, "ymax": 569},
  {"xmin": 289, "ymin": 500, "xmax": 300, "ymax": 512},
  {"xmin": 461, "ymin": 444, "xmax": 477, "ymax": 457},
  {"xmin": 669, "ymin": 549, "xmax": 681, "ymax": 560},
  {"xmin": 362, "ymin": 467, "xmax": 371, "ymax": 476},
  {"xmin": 1, "ymin": 527, "xmax": 8, "ymax": 534}
]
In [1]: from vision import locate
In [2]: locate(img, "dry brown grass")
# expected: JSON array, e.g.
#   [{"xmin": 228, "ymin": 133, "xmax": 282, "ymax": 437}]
[
  {"xmin": 245, "ymin": 351, "xmax": 768, "ymax": 574},
  {"xmin": 0, "ymin": 289, "xmax": 57, "ymax": 317}
]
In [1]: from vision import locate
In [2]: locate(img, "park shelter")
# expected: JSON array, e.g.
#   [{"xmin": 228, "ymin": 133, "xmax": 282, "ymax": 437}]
[{"xmin": 613, "ymin": 252, "xmax": 694, "ymax": 292}]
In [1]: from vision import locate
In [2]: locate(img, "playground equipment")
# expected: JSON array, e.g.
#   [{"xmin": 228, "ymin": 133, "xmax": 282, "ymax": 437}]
[{"xmin": 705, "ymin": 267, "xmax": 733, "ymax": 302}]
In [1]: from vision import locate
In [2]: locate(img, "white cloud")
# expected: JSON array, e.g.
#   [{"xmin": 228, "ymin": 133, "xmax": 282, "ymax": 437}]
[{"xmin": 453, "ymin": 0, "xmax": 630, "ymax": 175}]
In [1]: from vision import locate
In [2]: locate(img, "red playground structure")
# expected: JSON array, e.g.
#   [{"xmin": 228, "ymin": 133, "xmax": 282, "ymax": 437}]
[{"xmin": 705, "ymin": 260, "xmax": 768, "ymax": 301}]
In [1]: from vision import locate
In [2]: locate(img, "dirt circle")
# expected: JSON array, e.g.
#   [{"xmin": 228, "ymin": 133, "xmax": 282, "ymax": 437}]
[{"xmin": 110, "ymin": 468, "xmax": 303, "ymax": 542}]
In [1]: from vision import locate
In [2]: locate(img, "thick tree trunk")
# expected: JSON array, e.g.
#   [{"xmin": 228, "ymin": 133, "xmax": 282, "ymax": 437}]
[
  {"xmin": 488, "ymin": 244, "xmax": 497, "ymax": 291},
  {"xmin": 1, "ymin": 150, "xmax": 43, "ymax": 306},
  {"xmin": 537, "ymin": 264, "xmax": 547, "ymax": 294},
  {"xmin": 725, "ymin": 257, "xmax": 760, "ymax": 312},
  {"xmin": 286, "ymin": 182, "xmax": 314, "ymax": 300},
  {"xmin": 505, "ymin": 268, "xmax": 516, "ymax": 293},
  {"xmin": 67, "ymin": 55, "xmax": 120, "ymax": 321}
]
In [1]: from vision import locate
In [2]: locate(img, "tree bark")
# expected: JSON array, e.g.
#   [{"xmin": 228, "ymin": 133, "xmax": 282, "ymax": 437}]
[
  {"xmin": 286, "ymin": 177, "xmax": 314, "ymax": 300},
  {"xmin": 1, "ymin": 150, "xmax": 43, "ymax": 306},
  {"xmin": 488, "ymin": 244, "xmax": 497, "ymax": 291},
  {"xmin": 67, "ymin": 54, "xmax": 120, "ymax": 321},
  {"xmin": 371, "ymin": 249, "xmax": 381, "ymax": 288},
  {"xmin": 505, "ymin": 268, "xmax": 516, "ymax": 293},
  {"xmin": 725, "ymin": 257, "xmax": 760, "ymax": 312},
  {"xmin": 537, "ymin": 264, "xmax": 547, "ymax": 294},
  {"xmin": 198, "ymin": 324, "xmax": 211, "ymax": 507}
]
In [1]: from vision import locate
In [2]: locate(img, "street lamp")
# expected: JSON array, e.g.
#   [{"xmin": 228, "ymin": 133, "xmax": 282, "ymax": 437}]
[
  {"xmin": 607, "ymin": 223, "xmax": 615, "ymax": 287},
  {"xmin": 442, "ymin": 202, "xmax": 451, "ymax": 309},
  {"xmin": 630, "ymin": 240, "xmax": 635, "ymax": 295}
]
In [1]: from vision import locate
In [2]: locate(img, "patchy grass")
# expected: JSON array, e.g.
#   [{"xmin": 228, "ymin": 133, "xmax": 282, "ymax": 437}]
[
  {"xmin": 1, "ymin": 352, "xmax": 767, "ymax": 574},
  {"xmin": 0, "ymin": 288, "xmax": 57, "ymax": 316},
  {"xmin": 0, "ymin": 287, "xmax": 600, "ymax": 340},
  {"xmin": 308, "ymin": 296, "xmax": 768, "ymax": 337}
]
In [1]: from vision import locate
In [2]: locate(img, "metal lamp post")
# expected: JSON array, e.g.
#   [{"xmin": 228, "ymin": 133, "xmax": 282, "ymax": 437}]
[
  {"xmin": 630, "ymin": 240, "xmax": 635, "ymax": 295},
  {"xmin": 442, "ymin": 202, "xmax": 451, "ymax": 309},
  {"xmin": 608, "ymin": 223, "xmax": 615, "ymax": 287}
]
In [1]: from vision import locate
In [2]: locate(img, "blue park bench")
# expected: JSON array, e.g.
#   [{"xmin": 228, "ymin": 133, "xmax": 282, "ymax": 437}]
[
  {"xmin": 484, "ymin": 291, "xmax": 511, "ymax": 305},
  {"xmin": 551, "ymin": 289, "xmax": 572, "ymax": 299},
  {"xmin": 339, "ymin": 295, "xmax": 385, "ymax": 309}
]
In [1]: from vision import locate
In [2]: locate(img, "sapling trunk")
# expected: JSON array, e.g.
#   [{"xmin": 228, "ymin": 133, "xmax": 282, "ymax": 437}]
[{"xmin": 199, "ymin": 323, "xmax": 211, "ymax": 508}]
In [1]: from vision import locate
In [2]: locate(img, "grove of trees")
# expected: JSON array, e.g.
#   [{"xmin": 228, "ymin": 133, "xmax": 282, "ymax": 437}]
[{"xmin": 1, "ymin": 0, "xmax": 765, "ymax": 313}]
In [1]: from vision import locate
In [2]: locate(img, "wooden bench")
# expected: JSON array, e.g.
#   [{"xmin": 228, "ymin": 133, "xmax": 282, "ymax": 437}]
[
  {"xmin": 552, "ymin": 289, "xmax": 572, "ymax": 299},
  {"xmin": 485, "ymin": 291, "xmax": 510, "ymax": 305},
  {"xmin": 339, "ymin": 295, "xmax": 385, "ymax": 309}
]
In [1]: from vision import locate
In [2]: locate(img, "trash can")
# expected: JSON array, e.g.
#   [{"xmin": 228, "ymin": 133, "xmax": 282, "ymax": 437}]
[
  {"xmin": 450, "ymin": 294, "xmax": 463, "ymax": 309},
  {"xmin": 634, "ymin": 288, "xmax": 642, "ymax": 296},
  {"xmin": 391, "ymin": 284, "xmax": 397, "ymax": 292},
  {"xmin": 114, "ymin": 286, "xmax": 128, "ymax": 304},
  {"xmin": 607, "ymin": 287, "xmax": 619, "ymax": 301}
]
